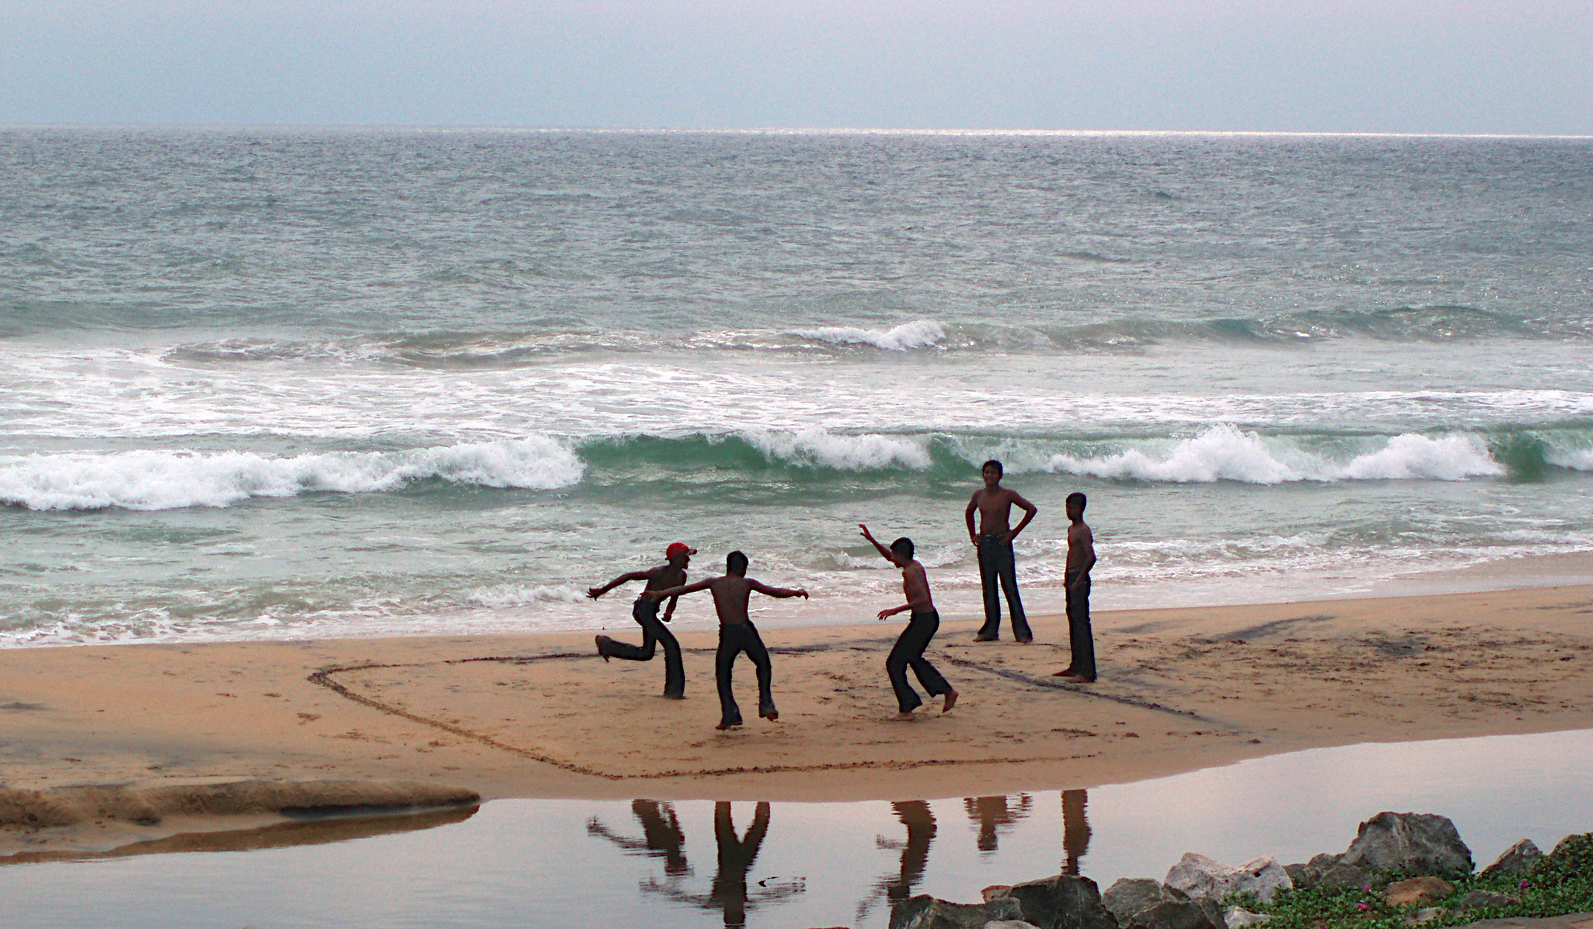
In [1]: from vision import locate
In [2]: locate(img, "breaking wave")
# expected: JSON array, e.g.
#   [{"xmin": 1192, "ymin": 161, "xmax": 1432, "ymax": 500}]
[
  {"xmin": 788, "ymin": 320, "xmax": 946, "ymax": 351},
  {"xmin": 0, "ymin": 437, "xmax": 583, "ymax": 511}
]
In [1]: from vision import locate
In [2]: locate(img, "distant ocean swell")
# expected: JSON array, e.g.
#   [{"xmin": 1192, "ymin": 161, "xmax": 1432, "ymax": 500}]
[
  {"xmin": 6, "ymin": 424, "xmax": 1590, "ymax": 512},
  {"xmin": 85, "ymin": 304, "xmax": 1593, "ymax": 369}
]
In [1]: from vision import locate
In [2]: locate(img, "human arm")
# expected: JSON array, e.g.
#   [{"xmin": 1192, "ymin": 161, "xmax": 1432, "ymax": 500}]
[
  {"xmin": 645, "ymin": 578, "xmax": 715, "ymax": 602},
  {"xmin": 587, "ymin": 569, "xmax": 652, "ymax": 600},
  {"xmin": 1006, "ymin": 492, "xmax": 1038, "ymax": 542},
  {"xmin": 749, "ymin": 579, "xmax": 809, "ymax": 600},
  {"xmin": 859, "ymin": 524, "xmax": 896, "ymax": 564},
  {"xmin": 965, "ymin": 495, "xmax": 979, "ymax": 544}
]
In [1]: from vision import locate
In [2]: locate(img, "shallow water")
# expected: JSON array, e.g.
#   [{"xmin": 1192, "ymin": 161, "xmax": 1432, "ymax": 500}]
[{"xmin": 4, "ymin": 728, "xmax": 1591, "ymax": 929}]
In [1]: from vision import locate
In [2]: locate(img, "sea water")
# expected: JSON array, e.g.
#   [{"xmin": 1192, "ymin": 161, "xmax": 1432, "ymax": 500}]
[
  {"xmin": 3, "ymin": 129, "xmax": 1592, "ymax": 645},
  {"xmin": 5, "ymin": 729, "xmax": 1591, "ymax": 928}
]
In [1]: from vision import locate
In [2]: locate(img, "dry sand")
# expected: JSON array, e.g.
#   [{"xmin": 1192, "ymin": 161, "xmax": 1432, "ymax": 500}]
[{"xmin": 3, "ymin": 582, "xmax": 1591, "ymax": 858}]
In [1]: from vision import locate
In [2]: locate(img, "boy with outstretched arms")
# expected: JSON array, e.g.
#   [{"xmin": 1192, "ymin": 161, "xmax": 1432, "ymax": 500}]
[
  {"xmin": 646, "ymin": 551, "xmax": 808, "ymax": 730},
  {"xmin": 859, "ymin": 524, "xmax": 959, "ymax": 720},
  {"xmin": 965, "ymin": 459, "xmax": 1039, "ymax": 643},
  {"xmin": 587, "ymin": 542, "xmax": 694, "ymax": 698}
]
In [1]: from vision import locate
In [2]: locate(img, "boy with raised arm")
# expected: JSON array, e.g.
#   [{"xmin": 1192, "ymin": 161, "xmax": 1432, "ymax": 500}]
[
  {"xmin": 587, "ymin": 542, "xmax": 694, "ymax": 699},
  {"xmin": 646, "ymin": 551, "xmax": 808, "ymax": 730},
  {"xmin": 859, "ymin": 524, "xmax": 959, "ymax": 720},
  {"xmin": 965, "ymin": 459, "xmax": 1039, "ymax": 643}
]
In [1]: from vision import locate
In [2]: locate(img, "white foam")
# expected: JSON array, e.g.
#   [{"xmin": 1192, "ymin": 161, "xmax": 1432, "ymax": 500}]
[
  {"xmin": 0, "ymin": 437, "xmax": 583, "ymax": 511},
  {"xmin": 792, "ymin": 320, "xmax": 945, "ymax": 351},
  {"xmin": 1040, "ymin": 424, "xmax": 1502, "ymax": 484},
  {"xmin": 742, "ymin": 429, "xmax": 932, "ymax": 471},
  {"xmin": 1547, "ymin": 446, "xmax": 1593, "ymax": 471},
  {"xmin": 467, "ymin": 584, "xmax": 590, "ymax": 608}
]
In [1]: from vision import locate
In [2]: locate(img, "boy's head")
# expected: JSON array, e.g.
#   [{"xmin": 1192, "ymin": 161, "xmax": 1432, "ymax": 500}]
[
  {"xmin": 981, "ymin": 459, "xmax": 1004, "ymax": 486},
  {"xmin": 890, "ymin": 537, "xmax": 915, "ymax": 563},
  {"xmin": 1066, "ymin": 492, "xmax": 1087, "ymax": 520},
  {"xmin": 726, "ymin": 550, "xmax": 749, "ymax": 576}
]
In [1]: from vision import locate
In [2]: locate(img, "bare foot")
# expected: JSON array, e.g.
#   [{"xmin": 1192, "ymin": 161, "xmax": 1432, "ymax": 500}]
[
  {"xmin": 595, "ymin": 635, "xmax": 611, "ymax": 662},
  {"xmin": 890, "ymin": 711, "xmax": 916, "ymax": 721},
  {"xmin": 1056, "ymin": 673, "xmax": 1094, "ymax": 683},
  {"xmin": 1017, "ymin": 638, "xmax": 1033, "ymax": 645},
  {"xmin": 760, "ymin": 708, "xmax": 779, "ymax": 722},
  {"xmin": 942, "ymin": 689, "xmax": 959, "ymax": 714},
  {"xmin": 1051, "ymin": 668, "xmax": 1076, "ymax": 677},
  {"xmin": 716, "ymin": 721, "xmax": 741, "ymax": 730},
  {"xmin": 973, "ymin": 635, "xmax": 998, "ymax": 642}
]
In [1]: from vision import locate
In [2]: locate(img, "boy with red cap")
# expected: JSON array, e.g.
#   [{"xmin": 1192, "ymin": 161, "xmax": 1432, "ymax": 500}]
[{"xmin": 587, "ymin": 542, "xmax": 695, "ymax": 699}]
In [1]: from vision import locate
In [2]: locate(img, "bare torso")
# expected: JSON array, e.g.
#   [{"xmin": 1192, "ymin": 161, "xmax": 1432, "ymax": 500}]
[{"xmin": 1066, "ymin": 522, "xmax": 1095, "ymax": 575}]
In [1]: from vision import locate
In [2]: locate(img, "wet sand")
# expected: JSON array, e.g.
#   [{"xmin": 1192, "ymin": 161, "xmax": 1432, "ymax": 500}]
[{"xmin": 3, "ymin": 581, "xmax": 1591, "ymax": 858}]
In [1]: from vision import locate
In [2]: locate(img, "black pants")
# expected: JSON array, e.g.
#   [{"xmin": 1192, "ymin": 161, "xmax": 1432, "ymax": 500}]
[
  {"xmin": 716, "ymin": 622, "xmax": 774, "ymax": 726},
  {"xmin": 600, "ymin": 596, "xmax": 686, "ymax": 697},
  {"xmin": 976, "ymin": 534, "xmax": 1031, "ymax": 641},
  {"xmin": 887, "ymin": 610, "xmax": 954, "ymax": 713},
  {"xmin": 1065, "ymin": 573, "xmax": 1096, "ymax": 680}
]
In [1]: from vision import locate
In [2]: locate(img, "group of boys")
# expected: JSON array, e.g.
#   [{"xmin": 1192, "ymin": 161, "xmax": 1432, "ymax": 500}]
[{"xmin": 587, "ymin": 460, "xmax": 1097, "ymax": 730}]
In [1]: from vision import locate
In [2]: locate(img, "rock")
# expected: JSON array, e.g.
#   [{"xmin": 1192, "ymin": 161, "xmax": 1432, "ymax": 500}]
[
  {"xmin": 1479, "ymin": 839, "xmax": 1542, "ymax": 881},
  {"xmin": 986, "ymin": 874, "xmax": 1119, "ymax": 929},
  {"xmin": 1384, "ymin": 877, "xmax": 1454, "ymax": 907},
  {"xmin": 1457, "ymin": 889, "xmax": 1517, "ymax": 911},
  {"xmin": 985, "ymin": 923, "xmax": 1042, "ymax": 929},
  {"xmin": 1317, "ymin": 861, "xmax": 1373, "ymax": 891},
  {"xmin": 1342, "ymin": 813, "xmax": 1472, "ymax": 876},
  {"xmin": 890, "ymin": 895, "xmax": 1011, "ymax": 929},
  {"xmin": 1543, "ymin": 832, "xmax": 1593, "ymax": 876},
  {"xmin": 985, "ymin": 886, "xmax": 1016, "ymax": 903},
  {"xmin": 1103, "ymin": 879, "xmax": 1178, "ymax": 923},
  {"xmin": 1225, "ymin": 905, "xmax": 1272, "ymax": 929},
  {"xmin": 1165, "ymin": 853, "xmax": 1293, "ymax": 905},
  {"xmin": 1405, "ymin": 907, "xmax": 1444, "ymax": 926},
  {"xmin": 1282, "ymin": 864, "xmax": 1309, "ymax": 888}
]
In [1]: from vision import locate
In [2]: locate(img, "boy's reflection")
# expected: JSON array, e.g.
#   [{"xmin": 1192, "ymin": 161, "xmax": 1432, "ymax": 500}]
[
  {"xmin": 586, "ymin": 799, "xmax": 691, "ymax": 876},
  {"xmin": 1062, "ymin": 789, "xmax": 1091, "ymax": 875},
  {"xmin": 881, "ymin": 801, "xmax": 937, "ymax": 903},
  {"xmin": 963, "ymin": 793, "xmax": 1034, "ymax": 853},
  {"xmin": 643, "ymin": 801, "xmax": 802, "ymax": 929}
]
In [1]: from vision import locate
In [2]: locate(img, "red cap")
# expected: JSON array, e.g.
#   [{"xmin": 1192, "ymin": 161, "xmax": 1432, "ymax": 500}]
[{"xmin": 665, "ymin": 542, "xmax": 696, "ymax": 560}]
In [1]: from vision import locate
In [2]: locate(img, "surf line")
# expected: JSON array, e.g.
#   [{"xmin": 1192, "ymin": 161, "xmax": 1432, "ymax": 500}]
[{"xmin": 307, "ymin": 652, "xmax": 1118, "ymax": 780}]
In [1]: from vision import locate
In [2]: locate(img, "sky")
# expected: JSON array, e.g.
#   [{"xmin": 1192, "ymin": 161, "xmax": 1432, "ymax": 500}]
[{"xmin": 2, "ymin": 0, "xmax": 1590, "ymax": 134}]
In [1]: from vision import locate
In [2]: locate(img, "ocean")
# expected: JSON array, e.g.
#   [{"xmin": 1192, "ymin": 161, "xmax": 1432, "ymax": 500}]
[{"xmin": 3, "ymin": 128, "xmax": 1591, "ymax": 647}]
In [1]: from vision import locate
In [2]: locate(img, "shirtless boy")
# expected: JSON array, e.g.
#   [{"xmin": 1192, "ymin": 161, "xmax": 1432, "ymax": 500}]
[
  {"xmin": 965, "ymin": 459, "xmax": 1039, "ymax": 642},
  {"xmin": 1054, "ymin": 492, "xmax": 1098, "ymax": 683},
  {"xmin": 587, "ymin": 542, "xmax": 693, "ymax": 698},
  {"xmin": 860, "ymin": 524, "xmax": 958, "ymax": 720},
  {"xmin": 647, "ymin": 551, "xmax": 808, "ymax": 730}
]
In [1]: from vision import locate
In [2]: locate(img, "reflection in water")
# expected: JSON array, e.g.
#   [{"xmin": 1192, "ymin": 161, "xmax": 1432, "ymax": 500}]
[
  {"xmin": 857, "ymin": 800, "xmax": 939, "ymax": 924},
  {"xmin": 636, "ymin": 802, "xmax": 804, "ymax": 929},
  {"xmin": 587, "ymin": 800, "xmax": 692, "ymax": 876},
  {"xmin": 1063, "ymin": 789, "xmax": 1092, "ymax": 876},
  {"xmin": 964, "ymin": 793, "xmax": 1035, "ymax": 853}
]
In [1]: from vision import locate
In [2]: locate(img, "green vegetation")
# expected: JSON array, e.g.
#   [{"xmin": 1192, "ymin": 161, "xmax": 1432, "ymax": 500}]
[{"xmin": 1242, "ymin": 834, "xmax": 1593, "ymax": 929}]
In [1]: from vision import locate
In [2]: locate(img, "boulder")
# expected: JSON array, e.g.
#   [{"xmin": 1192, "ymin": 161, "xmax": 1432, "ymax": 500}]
[
  {"xmin": 1224, "ymin": 905, "xmax": 1272, "ymax": 929},
  {"xmin": 1101, "ymin": 878, "xmax": 1221, "ymax": 929},
  {"xmin": 890, "ymin": 895, "xmax": 1019, "ymax": 929},
  {"xmin": 1384, "ymin": 877, "xmax": 1453, "ymax": 907},
  {"xmin": 986, "ymin": 874, "xmax": 1119, "ymax": 929},
  {"xmin": 1103, "ymin": 879, "xmax": 1178, "ymax": 923},
  {"xmin": 1479, "ymin": 839, "xmax": 1542, "ymax": 882},
  {"xmin": 1165, "ymin": 853, "xmax": 1293, "ymax": 905},
  {"xmin": 1317, "ymin": 860, "xmax": 1374, "ymax": 891},
  {"xmin": 1405, "ymin": 907, "xmax": 1444, "ymax": 926},
  {"xmin": 985, "ymin": 923, "xmax": 1042, "ymax": 929},
  {"xmin": 1342, "ymin": 813, "xmax": 1473, "ymax": 876}
]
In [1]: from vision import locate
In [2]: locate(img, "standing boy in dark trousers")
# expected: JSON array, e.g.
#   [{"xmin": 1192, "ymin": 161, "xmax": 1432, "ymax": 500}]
[
  {"xmin": 860, "ymin": 524, "xmax": 959, "ymax": 721},
  {"xmin": 647, "ymin": 551, "xmax": 808, "ymax": 730},
  {"xmin": 1054, "ymin": 492, "xmax": 1098, "ymax": 682},
  {"xmin": 587, "ymin": 542, "xmax": 694, "ymax": 699},
  {"xmin": 965, "ymin": 459, "xmax": 1038, "ymax": 643}
]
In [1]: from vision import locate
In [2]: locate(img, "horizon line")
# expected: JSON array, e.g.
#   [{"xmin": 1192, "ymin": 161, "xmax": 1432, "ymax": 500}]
[{"xmin": 3, "ymin": 122, "xmax": 1591, "ymax": 141}]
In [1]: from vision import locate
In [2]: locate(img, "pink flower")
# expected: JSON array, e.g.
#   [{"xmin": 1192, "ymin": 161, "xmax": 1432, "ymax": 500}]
[{"xmin": 1356, "ymin": 903, "xmax": 1370, "ymax": 912}]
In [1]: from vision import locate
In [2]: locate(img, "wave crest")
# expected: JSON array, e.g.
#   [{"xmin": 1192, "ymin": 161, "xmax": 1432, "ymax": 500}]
[
  {"xmin": 0, "ymin": 437, "xmax": 583, "ymax": 511},
  {"xmin": 791, "ymin": 320, "xmax": 945, "ymax": 351}
]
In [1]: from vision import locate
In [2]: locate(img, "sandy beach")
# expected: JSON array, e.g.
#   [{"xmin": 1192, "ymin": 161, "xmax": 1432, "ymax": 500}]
[{"xmin": 4, "ymin": 582, "xmax": 1591, "ymax": 860}]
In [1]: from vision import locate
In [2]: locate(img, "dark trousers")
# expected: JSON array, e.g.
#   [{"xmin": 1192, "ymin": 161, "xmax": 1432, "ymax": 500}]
[
  {"xmin": 1065, "ymin": 573, "xmax": 1096, "ymax": 680},
  {"xmin": 887, "ymin": 610, "xmax": 954, "ymax": 713},
  {"xmin": 976, "ymin": 534, "xmax": 1031, "ymax": 641},
  {"xmin": 716, "ymin": 622, "xmax": 774, "ymax": 726},
  {"xmin": 600, "ymin": 596, "xmax": 685, "ymax": 697}
]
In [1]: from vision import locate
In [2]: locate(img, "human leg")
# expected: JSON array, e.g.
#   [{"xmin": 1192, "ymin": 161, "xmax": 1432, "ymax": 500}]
[
  {"xmin": 600, "ymin": 597, "xmax": 663, "ymax": 661},
  {"xmin": 975, "ymin": 535, "xmax": 1002, "ymax": 640},
  {"xmin": 993, "ymin": 539, "xmax": 1031, "ymax": 642},
  {"xmin": 1063, "ymin": 574, "xmax": 1096, "ymax": 681},
  {"xmin": 744, "ymin": 623, "xmax": 777, "ymax": 720},
  {"xmin": 886, "ymin": 618, "xmax": 930, "ymax": 714},
  {"xmin": 716, "ymin": 627, "xmax": 745, "ymax": 728}
]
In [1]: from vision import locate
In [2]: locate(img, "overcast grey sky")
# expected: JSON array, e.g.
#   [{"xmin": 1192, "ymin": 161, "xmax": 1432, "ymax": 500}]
[{"xmin": 3, "ymin": 0, "xmax": 1589, "ymax": 134}]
